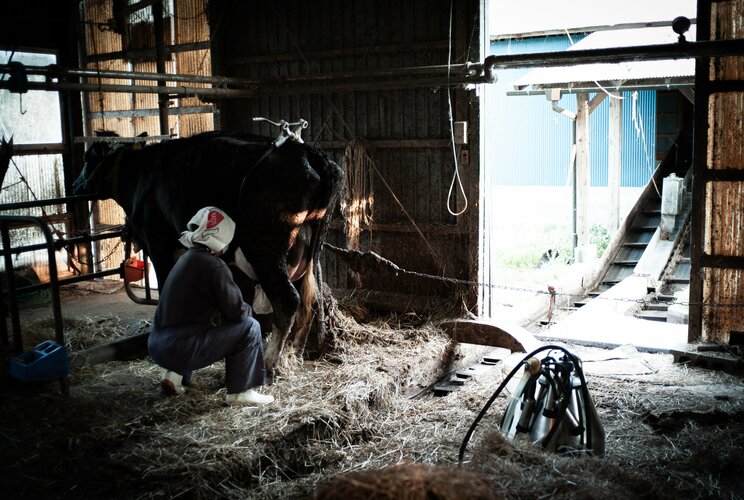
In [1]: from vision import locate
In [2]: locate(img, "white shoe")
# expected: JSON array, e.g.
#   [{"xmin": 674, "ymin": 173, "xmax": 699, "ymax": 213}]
[
  {"xmin": 161, "ymin": 370, "xmax": 186, "ymax": 395},
  {"xmin": 226, "ymin": 389, "xmax": 274, "ymax": 406}
]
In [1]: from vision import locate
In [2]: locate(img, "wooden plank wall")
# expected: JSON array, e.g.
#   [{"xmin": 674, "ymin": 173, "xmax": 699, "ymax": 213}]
[
  {"xmin": 210, "ymin": 0, "xmax": 482, "ymax": 305},
  {"xmin": 691, "ymin": 0, "xmax": 744, "ymax": 343}
]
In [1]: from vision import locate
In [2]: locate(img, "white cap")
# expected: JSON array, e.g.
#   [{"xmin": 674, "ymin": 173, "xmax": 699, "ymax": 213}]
[{"xmin": 178, "ymin": 206, "xmax": 236, "ymax": 254}]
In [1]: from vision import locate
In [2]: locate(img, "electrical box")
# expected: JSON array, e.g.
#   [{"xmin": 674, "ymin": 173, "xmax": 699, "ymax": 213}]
[{"xmin": 454, "ymin": 121, "xmax": 468, "ymax": 145}]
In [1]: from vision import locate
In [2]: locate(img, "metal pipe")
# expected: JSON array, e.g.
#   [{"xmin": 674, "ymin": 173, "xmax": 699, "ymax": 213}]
[
  {"xmin": 0, "ymin": 80, "xmax": 257, "ymax": 98},
  {"xmin": 0, "ymin": 38, "xmax": 739, "ymax": 99},
  {"xmin": 153, "ymin": 0, "xmax": 169, "ymax": 136},
  {"xmin": 0, "ymin": 194, "xmax": 98, "ymax": 210},
  {"xmin": 1, "ymin": 220, "xmax": 23, "ymax": 354},
  {"xmin": 481, "ymin": 38, "xmax": 744, "ymax": 70},
  {"xmin": 0, "ymin": 229, "xmax": 124, "ymax": 256},
  {"xmin": 508, "ymin": 82, "xmax": 695, "ymax": 96}
]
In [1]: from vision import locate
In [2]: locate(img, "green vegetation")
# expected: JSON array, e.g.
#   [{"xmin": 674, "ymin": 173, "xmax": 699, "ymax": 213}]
[{"xmin": 590, "ymin": 224, "xmax": 611, "ymax": 257}]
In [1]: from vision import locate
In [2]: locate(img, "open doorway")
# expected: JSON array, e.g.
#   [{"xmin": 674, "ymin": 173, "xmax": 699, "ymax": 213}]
[{"xmin": 478, "ymin": 0, "xmax": 696, "ymax": 351}]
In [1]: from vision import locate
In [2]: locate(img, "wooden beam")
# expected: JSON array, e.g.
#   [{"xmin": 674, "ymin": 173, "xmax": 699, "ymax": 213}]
[
  {"xmin": 12, "ymin": 143, "xmax": 65, "ymax": 155},
  {"xmin": 575, "ymin": 93, "xmax": 591, "ymax": 250},
  {"xmin": 588, "ymin": 92, "xmax": 607, "ymax": 114},
  {"xmin": 227, "ymin": 40, "xmax": 450, "ymax": 66},
  {"xmin": 315, "ymin": 139, "xmax": 450, "ymax": 150},
  {"xmin": 608, "ymin": 96, "xmax": 623, "ymax": 233}
]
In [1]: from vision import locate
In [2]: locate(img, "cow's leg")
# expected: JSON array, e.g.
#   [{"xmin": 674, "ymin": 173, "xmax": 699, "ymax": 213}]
[
  {"xmin": 261, "ymin": 274, "xmax": 300, "ymax": 372},
  {"xmin": 290, "ymin": 260, "xmax": 317, "ymax": 357}
]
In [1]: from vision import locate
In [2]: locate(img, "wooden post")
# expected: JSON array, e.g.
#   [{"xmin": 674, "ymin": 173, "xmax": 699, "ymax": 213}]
[
  {"xmin": 575, "ymin": 93, "xmax": 590, "ymax": 251},
  {"xmin": 608, "ymin": 96, "xmax": 623, "ymax": 234}
]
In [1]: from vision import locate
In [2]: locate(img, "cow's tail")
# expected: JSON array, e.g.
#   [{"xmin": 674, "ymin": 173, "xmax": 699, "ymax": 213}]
[{"xmin": 291, "ymin": 259, "xmax": 317, "ymax": 356}]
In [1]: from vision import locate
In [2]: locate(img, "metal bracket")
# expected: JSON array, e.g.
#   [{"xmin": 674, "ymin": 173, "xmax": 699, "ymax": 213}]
[{"xmin": 252, "ymin": 117, "xmax": 308, "ymax": 147}]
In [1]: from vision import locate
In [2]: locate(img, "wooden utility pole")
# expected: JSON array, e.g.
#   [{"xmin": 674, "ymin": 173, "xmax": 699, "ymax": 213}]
[
  {"xmin": 608, "ymin": 96, "xmax": 623, "ymax": 233},
  {"xmin": 575, "ymin": 93, "xmax": 590, "ymax": 251}
]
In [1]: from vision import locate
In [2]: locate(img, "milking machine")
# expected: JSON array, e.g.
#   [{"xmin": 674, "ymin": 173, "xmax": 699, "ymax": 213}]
[{"xmin": 458, "ymin": 345, "xmax": 604, "ymax": 464}]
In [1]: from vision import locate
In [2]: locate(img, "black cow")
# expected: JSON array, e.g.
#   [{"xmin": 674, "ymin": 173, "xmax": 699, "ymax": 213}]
[{"xmin": 72, "ymin": 130, "xmax": 344, "ymax": 371}]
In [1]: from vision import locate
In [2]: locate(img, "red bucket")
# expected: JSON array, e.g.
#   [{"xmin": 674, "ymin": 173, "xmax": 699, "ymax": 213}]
[{"xmin": 124, "ymin": 257, "xmax": 145, "ymax": 283}]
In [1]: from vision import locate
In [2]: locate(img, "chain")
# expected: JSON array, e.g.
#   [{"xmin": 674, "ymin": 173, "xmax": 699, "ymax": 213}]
[{"xmin": 362, "ymin": 259, "xmax": 744, "ymax": 309}]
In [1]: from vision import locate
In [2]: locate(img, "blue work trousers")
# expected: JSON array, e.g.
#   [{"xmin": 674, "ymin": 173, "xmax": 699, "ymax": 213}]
[{"xmin": 148, "ymin": 317, "xmax": 266, "ymax": 394}]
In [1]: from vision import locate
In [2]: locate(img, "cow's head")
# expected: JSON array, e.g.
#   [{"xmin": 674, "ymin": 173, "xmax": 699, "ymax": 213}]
[{"xmin": 73, "ymin": 131, "xmax": 146, "ymax": 198}]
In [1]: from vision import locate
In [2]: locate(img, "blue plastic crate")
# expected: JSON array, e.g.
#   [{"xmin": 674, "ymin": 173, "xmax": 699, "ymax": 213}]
[{"xmin": 10, "ymin": 340, "xmax": 70, "ymax": 382}]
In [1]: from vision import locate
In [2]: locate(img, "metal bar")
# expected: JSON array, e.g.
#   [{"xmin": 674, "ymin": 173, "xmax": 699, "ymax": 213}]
[
  {"xmin": 0, "ymin": 229, "xmax": 124, "ymax": 256},
  {"xmin": 0, "ymin": 194, "xmax": 98, "ymax": 210},
  {"xmin": 1, "ymin": 221, "xmax": 23, "ymax": 354},
  {"xmin": 0, "ymin": 80, "xmax": 257, "ymax": 98},
  {"xmin": 0, "ymin": 215, "xmax": 68, "ymax": 350},
  {"xmin": 73, "ymin": 135, "xmax": 170, "ymax": 143},
  {"xmin": 490, "ymin": 19, "xmax": 697, "ymax": 41},
  {"xmin": 0, "ymin": 63, "xmax": 254, "ymax": 86},
  {"xmin": 84, "ymin": 41, "xmax": 210, "ymax": 64},
  {"xmin": 507, "ymin": 83, "xmax": 695, "ymax": 96},
  {"xmin": 89, "ymin": 105, "xmax": 213, "ymax": 120},
  {"xmin": 8, "ymin": 269, "xmax": 121, "ymax": 294},
  {"xmin": 482, "ymin": 38, "xmax": 744, "ymax": 69},
  {"xmin": 153, "ymin": 0, "xmax": 169, "ymax": 136},
  {"xmin": 41, "ymin": 218, "xmax": 64, "ymax": 346}
]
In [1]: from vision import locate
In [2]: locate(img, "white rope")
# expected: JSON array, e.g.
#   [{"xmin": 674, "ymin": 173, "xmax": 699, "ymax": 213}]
[{"xmin": 446, "ymin": 0, "xmax": 468, "ymax": 216}]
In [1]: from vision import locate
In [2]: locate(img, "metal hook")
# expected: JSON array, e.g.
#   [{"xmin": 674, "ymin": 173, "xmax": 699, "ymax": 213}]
[{"xmin": 19, "ymin": 94, "xmax": 26, "ymax": 115}]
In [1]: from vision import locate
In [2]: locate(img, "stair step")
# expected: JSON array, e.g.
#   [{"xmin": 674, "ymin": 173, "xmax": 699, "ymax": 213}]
[
  {"xmin": 667, "ymin": 277, "xmax": 691, "ymax": 284},
  {"xmin": 636, "ymin": 310, "xmax": 668, "ymax": 322},
  {"xmin": 645, "ymin": 303, "xmax": 670, "ymax": 311},
  {"xmin": 656, "ymin": 294, "xmax": 676, "ymax": 302},
  {"xmin": 613, "ymin": 260, "xmax": 639, "ymax": 266}
]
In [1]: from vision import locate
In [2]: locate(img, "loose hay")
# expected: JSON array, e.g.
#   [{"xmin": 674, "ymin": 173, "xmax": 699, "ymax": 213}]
[
  {"xmin": 3, "ymin": 305, "xmax": 744, "ymax": 499},
  {"xmin": 313, "ymin": 463, "xmax": 501, "ymax": 500}
]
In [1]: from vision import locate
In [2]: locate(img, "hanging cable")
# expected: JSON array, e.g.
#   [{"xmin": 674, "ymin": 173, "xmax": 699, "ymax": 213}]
[
  {"xmin": 564, "ymin": 29, "xmax": 624, "ymax": 101},
  {"xmin": 446, "ymin": 0, "xmax": 468, "ymax": 216}
]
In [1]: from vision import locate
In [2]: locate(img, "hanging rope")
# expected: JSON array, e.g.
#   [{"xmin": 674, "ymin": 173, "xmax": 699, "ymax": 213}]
[
  {"xmin": 341, "ymin": 139, "xmax": 374, "ymax": 251},
  {"xmin": 446, "ymin": 0, "xmax": 468, "ymax": 216}
]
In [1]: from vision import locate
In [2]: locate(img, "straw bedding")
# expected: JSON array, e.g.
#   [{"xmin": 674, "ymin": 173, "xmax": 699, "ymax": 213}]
[{"xmin": 2, "ymin": 300, "xmax": 744, "ymax": 499}]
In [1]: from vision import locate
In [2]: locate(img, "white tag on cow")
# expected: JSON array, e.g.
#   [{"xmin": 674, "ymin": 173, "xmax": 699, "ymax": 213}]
[{"xmin": 253, "ymin": 284, "xmax": 273, "ymax": 314}]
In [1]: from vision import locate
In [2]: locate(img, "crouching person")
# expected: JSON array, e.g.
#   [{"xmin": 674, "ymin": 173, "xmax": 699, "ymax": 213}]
[{"xmin": 148, "ymin": 206, "xmax": 274, "ymax": 406}]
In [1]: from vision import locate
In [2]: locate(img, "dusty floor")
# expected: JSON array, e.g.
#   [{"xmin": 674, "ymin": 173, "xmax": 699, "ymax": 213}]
[{"xmin": 2, "ymin": 282, "xmax": 744, "ymax": 499}]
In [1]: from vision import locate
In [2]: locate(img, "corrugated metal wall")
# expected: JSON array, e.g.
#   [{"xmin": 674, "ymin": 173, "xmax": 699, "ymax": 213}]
[
  {"xmin": 486, "ymin": 36, "xmax": 657, "ymax": 188},
  {"xmin": 211, "ymin": 0, "xmax": 482, "ymax": 297}
]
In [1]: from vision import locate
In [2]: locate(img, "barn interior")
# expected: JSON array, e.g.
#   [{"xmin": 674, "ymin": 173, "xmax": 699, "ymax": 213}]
[{"xmin": 1, "ymin": 1, "xmax": 744, "ymax": 498}]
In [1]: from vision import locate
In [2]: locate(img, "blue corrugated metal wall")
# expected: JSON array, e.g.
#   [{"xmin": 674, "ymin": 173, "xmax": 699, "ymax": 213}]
[{"xmin": 486, "ymin": 36, "xmax": 655, "ymax": 187}]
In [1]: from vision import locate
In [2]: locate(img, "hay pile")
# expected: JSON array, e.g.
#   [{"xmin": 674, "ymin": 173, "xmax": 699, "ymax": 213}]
[{"xmin": 2, "ymin": 307, "xmax": 744, "ymax": 499}]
